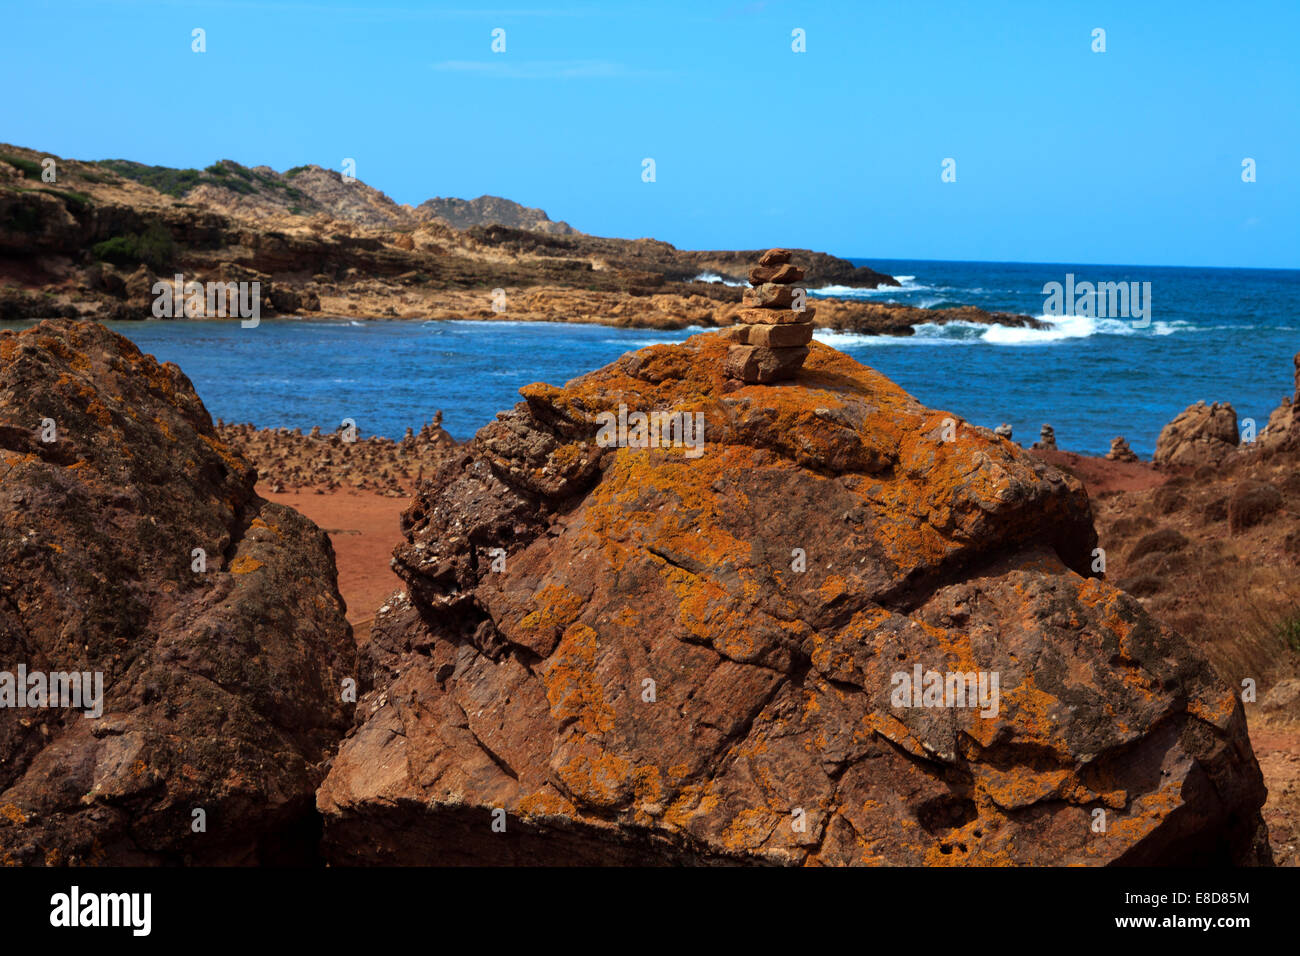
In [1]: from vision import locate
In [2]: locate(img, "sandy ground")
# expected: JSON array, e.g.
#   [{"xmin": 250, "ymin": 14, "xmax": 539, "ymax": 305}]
[
  {"xmin": 1027, "ymin": 448, "xmax": 1170, "ymax": 494},
  {"xmin": 260, "ymin": 485, "xmax": 407, "ymax": 639},
  {"xmin": 1247, "ymin": 716, "xmax": 1300, "ymax": 866}
]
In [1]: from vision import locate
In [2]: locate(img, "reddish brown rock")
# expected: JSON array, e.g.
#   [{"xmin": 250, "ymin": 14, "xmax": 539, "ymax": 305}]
[
  {"xmin": 742, "ymin": 283, "xmax": 802, "ymax": 309},
  {"xmin": 734, "ymin": 306, "xmax": 817, "ymax": 326},
  {"xmin": 748, "ymin": 263, "xmax": 805, "ymax": 286},
  {"xmin": 1154, "ymin": 400, "xmax": 1239, "ymax": 468},
  {"xmin": 0, "ymin": 320, "xmax": 356, "ymax": 865},
  {"xmin": 723, "ymin": 343, "xmax": 810, "ymax": 383},
  {"xmin": 756, "ymin": 248, "xmax": 794, "ymax": 267},
  {"xmin": 733, "ymin": 323, "xmax": 814, "ymax": 348},
  {"xmin": 317, "ymin": 332, "xmax": 1270, "ymax": 866}
]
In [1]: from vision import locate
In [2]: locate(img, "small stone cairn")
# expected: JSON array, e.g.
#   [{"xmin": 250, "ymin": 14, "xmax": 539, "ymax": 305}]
[{"xmin": 723, "ymin": 248, "xmax": 815, "ymax": 383}]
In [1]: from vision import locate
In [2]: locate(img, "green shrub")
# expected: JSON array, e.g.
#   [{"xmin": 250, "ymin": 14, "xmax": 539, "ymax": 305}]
[
  {"xmin": 3, "ymin": 199, "xmax": 42, "ymax": 233},
  {"xmin": 38, "ymin": 188, "xmax": 93, "ymax": 214},
  {"xmin": 0, "ymin": 153, "xmax": 42, "ymax": 178},
  {"xmin": 1281, "ymin": 617, "xmax": 1300, "ymax": 654},
  {"xmin": 95, "ymin": 160, "xmax": 204, "ymax": 198},
  {"xmin": 91, "ymin": 222, "xmax": 176, "ymax": 272}
]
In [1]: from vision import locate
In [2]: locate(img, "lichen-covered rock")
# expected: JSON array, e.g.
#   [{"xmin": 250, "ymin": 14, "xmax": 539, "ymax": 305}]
[
  {"xmin": 318, "ymin": 332, "xmax": 1270, "ymax": 866},
  {"xmin": 0, "ymin": 320, "xmax": 356, "ymax": 865},
  {"xmin": 1154, "ymin": 400, "xmax": 1239, "ymax": 468}
]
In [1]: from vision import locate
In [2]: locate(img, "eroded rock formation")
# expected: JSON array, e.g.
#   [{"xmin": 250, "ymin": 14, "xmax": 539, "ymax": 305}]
[
  {"xmin": 1154, "ymin": 400, "xmax": 1239, "ymax": 468},
  {"xmin": 318, "ymin": 332, "xmax": 1270, "ymax": 866},
  {"xmin": 0, "ymin": 320, "xmax": 356, "ymax": 864}
]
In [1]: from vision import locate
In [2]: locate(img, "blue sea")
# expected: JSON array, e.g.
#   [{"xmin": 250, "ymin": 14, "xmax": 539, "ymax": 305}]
[{"xmin": 13, "ymin": 259, "xmax": 1299, "ymax": 457}]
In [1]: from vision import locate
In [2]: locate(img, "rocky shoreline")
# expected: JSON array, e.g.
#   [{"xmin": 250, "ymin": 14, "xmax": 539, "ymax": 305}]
[
  {"xmin": 5, "ymin": 297, "xmax": 1298, "ymax": 865},
  {"xmin": 0, "ymin": 143, "xmax": 1045, "ymax": 335}
]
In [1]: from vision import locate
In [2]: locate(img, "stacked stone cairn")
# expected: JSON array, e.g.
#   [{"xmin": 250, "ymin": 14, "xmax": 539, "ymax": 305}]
[
  {"xmin": 1106, "ymin": 436, "xmax": 1139, "ymax": 462},
  {"xmin": 724, "ymin": 248, "xmax": 815, "ymax": 383}
]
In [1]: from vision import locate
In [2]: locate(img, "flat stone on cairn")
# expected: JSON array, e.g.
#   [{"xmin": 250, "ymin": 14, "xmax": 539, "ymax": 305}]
[{"xmin": 725, "ymin": 248, "xmax": 815, "ymax": 383}]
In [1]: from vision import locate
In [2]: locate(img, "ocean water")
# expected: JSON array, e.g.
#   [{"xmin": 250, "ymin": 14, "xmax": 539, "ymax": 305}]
[{"xmin": 8, "ymin": 259, "xmax": 1297, "ymax": 457}]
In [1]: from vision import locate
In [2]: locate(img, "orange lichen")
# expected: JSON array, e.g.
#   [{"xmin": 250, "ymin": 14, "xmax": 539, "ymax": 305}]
[
  {"xmin": 516, "ymin": 789, "xmax": 577, "ymax": 820},
  {"xmin": 554, "ymin": 748, "xmax": 632, "ymax": 808},
  {"xmin": 519, "ymin": 584, "xmax": 584, "ymax": 637},
  {"xmin": 250, "ymin": 517, "xmax": 281, "ymax": 537},
  {"xmin": 229, "ymin": 556, "xmax": 263, "ymax": 575},
  {"xmin": 541, "ymin": 623, "xmax": 613, "ymax": 734}
]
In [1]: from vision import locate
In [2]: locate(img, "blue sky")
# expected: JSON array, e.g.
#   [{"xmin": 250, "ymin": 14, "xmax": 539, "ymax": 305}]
[{"xmin": 3, "ymin": 0, "xmax": 1296, "ymax": 267}]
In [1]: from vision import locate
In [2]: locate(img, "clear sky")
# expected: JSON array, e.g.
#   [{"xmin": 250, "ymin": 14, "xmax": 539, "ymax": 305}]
[{"xmin": 3, "ymin": 0, "xmax": 1296, "ymax": 267}]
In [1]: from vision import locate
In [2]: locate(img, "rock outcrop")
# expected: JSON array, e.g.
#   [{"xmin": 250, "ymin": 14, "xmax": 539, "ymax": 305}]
[
  {"xmin": 0, "ymin": 320, "xmax": 356, "ymax": 865},
  {"xmin": 318, "ymin": 332, "xmax": 1270, "ymax": 866},
  {"xmin": 1154, "ymin": 400, "xmax": 1239, "ymax": 468},
  {"xmin": 1259, "ymin": 351, "xmax": 1300, "ymax": 455}
]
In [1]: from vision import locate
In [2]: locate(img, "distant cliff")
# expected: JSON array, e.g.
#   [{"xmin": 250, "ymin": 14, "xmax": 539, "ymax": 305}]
[
  {"xmin": 414, "ymin": 195, "xmax": 574, "ymax": 235},
  {"xmin": 0, "ymin": 142, "xmax": 912, "ymax": 327}
]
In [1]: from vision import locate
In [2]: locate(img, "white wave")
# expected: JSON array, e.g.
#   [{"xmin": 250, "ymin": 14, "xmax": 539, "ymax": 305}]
[
  {"xmin": 818, "ymin": 310, "xmax": 1183, "ymax": 348},
  {"xmin": 813, "ymin": 327, "xmax": 970, "ymax": 347},
  {"xmin": 605, "ymin": 334, "xmax": 698, "ymax": 347},
  {"xmin": 692, "ymin": 271, "xmax": 746, "ymax": 287},
  {"xmin": 980, "ymin": 313, "xmax": 1144, "ymax": 344},
  {"xmin": 812, "ymin": 282, "xmax": 933, "ymax": 298}
]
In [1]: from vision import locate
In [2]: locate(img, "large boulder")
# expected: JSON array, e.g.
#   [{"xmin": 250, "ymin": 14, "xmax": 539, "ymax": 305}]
[
  {"xmin": 318, "ymin": 333, "xmax": 1270, "ymax": 866},
  {"xmin": 1153, "ymin": 400, "xmax": 1239, "ymax": 468},
  {"xmin": 0, "ymin": 320, "xmax": 356, "ymax": 864}
]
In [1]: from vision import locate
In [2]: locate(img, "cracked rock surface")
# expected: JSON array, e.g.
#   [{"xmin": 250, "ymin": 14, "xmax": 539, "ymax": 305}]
[
  {"xmin": 0, "ymin": 320, "xmax": 356, "ymax": 864},
  {"xmin": 318, "ymin": 331, "xmax": 1270, "ymax": 865}
]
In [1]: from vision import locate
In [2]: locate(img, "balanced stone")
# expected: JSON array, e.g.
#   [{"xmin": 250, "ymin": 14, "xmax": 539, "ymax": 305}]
[
  {"xmin": 742, "ymin": 323, "xmax": 814, "ymax": 348},
  {"xmin": 743, "ymin": 282, "xmax": 801, "ymax": 309},
  {"xmin": 735, "ymin": 306, "xmax": 816, "ymax": 325},
  {"xmin": 724, "ymin": 344, "xmax": 810, "ymax": 383},
  {"xmin": 749, "ymin": 263, "xmax": 805, "ymax": 286},
  {"xmin": 756, "ymin": 248, "xmax": 794, "ymax": 266}
]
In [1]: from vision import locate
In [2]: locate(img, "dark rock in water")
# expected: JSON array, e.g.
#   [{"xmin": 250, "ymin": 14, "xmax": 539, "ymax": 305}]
[
  {"xmin": 0, "ymin": 320, "xmax": 356, "ymax": 865},
  {"xmin": 318, "ymin": 332, "xmax": 1270, "ymax": 866}
]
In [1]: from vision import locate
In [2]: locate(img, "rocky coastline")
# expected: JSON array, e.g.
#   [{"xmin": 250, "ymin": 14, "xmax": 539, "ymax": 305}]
[
  {"xmin": 0, "ymin": 143, "xmax": 1043, "ymax": 335},
  {"xmin": 4, "ymin": 296, "xmax": 1298, "ymax": 865}
]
